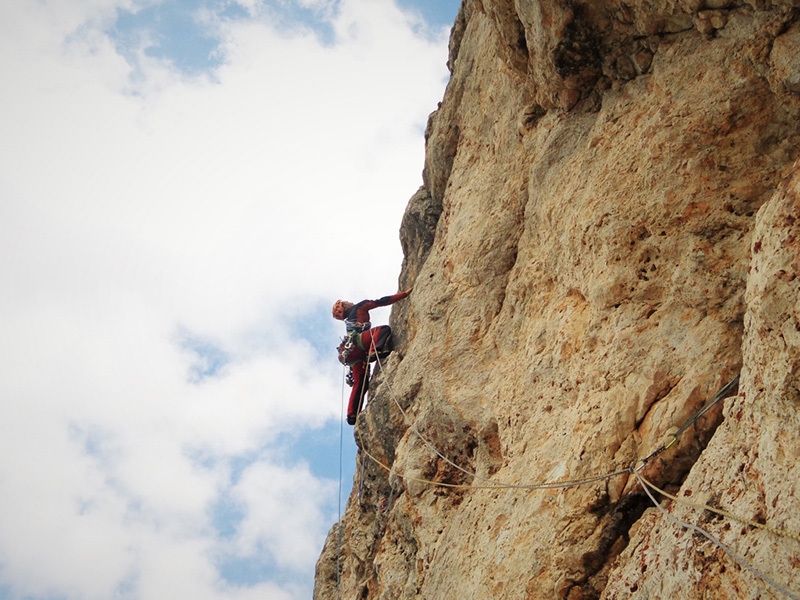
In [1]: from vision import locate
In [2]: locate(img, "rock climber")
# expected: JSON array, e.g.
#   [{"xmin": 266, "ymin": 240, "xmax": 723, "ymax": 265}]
[{"xmin": 332, "ymin": 289, "xmax": 412, "ymax": 425}]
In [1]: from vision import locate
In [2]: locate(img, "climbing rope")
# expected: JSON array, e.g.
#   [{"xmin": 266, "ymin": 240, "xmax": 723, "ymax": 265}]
[
  {"xmin": 349, "ymin": 361, "xmax": 799, "ymax": 598},
  {"xmin": 633, "ymin": 468, "xmax": 800, "ymax": 600},
  {"xmin": 636, "ymin": 470, "xmax": 800, "ymax": 545},
  {"xmin": 355, "ymin": 334, "xmax": 378, "ymax": 505},
  {"xmin": 336, "ymin": 367, "xmax": 346, "ymax": 600},
  {"xmin": 640, "ymin": 373, "xmax": 740, "ymax": 464},
  {"xmin": 354, "ymin": 425, "xmax": 628, "ymax": 490},
  {"xmin": 370, "ymin": 349, "xmax": 631, "ymax": 491}
]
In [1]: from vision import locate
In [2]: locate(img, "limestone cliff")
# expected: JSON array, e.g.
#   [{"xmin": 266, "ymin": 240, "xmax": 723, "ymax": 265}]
[{"xmin": 315, "ymin": 1, "xmax": 800, "ymax": 598}]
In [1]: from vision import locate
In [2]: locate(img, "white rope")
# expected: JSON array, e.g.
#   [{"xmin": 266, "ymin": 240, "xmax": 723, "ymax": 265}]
[
  {"xmin": 371, "ymin": 350, "xmax": 630, "ymax": 490},
  {"xmin": 335, "ymin": 366, "xmax": 346, "ymax": 600},
  {"xmin": 633, "ymin": 468, "xmax": 800, "ymax": 600},
  {"xmin": 352, "ymin": 335, "xmax": 797, "ymax": 598}
]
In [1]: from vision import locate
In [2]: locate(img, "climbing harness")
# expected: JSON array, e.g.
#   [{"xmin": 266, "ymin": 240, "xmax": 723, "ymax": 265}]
[
  {"xmin": 345, "ymin": 318, "xmax": 371, "ymax": 334},
  {"xmin": 337, "ymin": 325, "xmax": 374, "ymax": 366}
]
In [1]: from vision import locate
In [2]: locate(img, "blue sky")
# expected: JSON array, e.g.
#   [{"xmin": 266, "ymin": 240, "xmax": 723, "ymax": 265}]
[
  {"xmin": 109, "ymin": 0, "xmax": 459, "ymax": 77},
  {"xmin": 0, "ymin": 0, "xmax": 459, "ymax": 599}
]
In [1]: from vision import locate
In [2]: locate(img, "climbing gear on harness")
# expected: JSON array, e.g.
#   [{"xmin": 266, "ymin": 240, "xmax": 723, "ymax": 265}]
[
  {"xmin": 337, "ymin": 334, "xmax": 356, "ymax": 365},
  {"xmin": 337, "ymin": 327, "xmax": 380, "ymax": 365}
]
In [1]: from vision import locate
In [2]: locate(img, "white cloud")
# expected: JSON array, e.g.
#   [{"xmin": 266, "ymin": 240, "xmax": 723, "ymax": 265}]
[
  {"xmin": 0, "ymin": 0, "xmax": 451, "ymax": 598},
  {"xmin": 228, "ymin": 460, "xmax": 336, "ymax": 571}
]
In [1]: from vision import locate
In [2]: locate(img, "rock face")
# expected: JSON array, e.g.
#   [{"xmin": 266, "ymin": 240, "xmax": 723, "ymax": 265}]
[{"xmin": 315, "ymin": 1, "xmax": 800, "ymax": 599}]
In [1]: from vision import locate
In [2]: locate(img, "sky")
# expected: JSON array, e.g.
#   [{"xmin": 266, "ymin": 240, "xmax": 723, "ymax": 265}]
[{"xmin": 0, "ymin": 1, "xmax": 460, "ymax": 599}]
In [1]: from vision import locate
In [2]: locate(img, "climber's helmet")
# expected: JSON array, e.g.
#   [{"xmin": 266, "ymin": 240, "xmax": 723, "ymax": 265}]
[{"xmin": 332, "ymin": 300, "xmax": 353, "ymax": 320}]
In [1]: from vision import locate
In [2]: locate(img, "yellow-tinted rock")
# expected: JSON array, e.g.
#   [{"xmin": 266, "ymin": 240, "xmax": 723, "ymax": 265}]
[{"xmin": 315, "ymin": 2, "xmax": 800, "ymax": 599}]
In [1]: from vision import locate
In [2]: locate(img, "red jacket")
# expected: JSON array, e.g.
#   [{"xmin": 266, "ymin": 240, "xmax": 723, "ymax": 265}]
[{"xmin": 343, "ymin": 291, "xmax": 410, "ymax": 333}]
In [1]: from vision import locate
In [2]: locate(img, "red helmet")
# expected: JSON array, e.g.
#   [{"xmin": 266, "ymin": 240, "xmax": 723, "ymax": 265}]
[{"xmin": 332, "ymin": 300, "xmax": 349, "ymax": 320}]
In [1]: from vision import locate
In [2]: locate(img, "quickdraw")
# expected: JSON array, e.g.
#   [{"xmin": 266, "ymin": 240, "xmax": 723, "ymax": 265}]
[
  {"xmin": 337, "ymin": 334, "xmax": 355, "ymax": 365},
  {"xmin": 338, "ymin": 324, "xmax": 375, "ymax": 365},
  {"xmin": 337, "ymin": 330, "xmax": 369, "ymax": 366}
]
